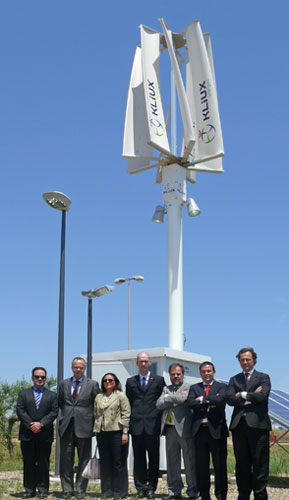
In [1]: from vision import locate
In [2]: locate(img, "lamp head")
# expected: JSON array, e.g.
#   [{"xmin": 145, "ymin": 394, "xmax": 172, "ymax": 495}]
[
  {"xmin": 81, "ymin": 285, "xmax": 114, "ymax": 298},
  {"xmin": 43, "ymin": 191, "xmax": 72, "ymax": 211},
  {"xmin": 114, "ymin": 278, "xmax": 127, "ymax": 285},
  {"xmin": 186, "ymin": 198, "xmax": 200, "ymax": 217},
  {"xmin": 152, "ymin": 205, "xmax": 166, "ymax": 223}
]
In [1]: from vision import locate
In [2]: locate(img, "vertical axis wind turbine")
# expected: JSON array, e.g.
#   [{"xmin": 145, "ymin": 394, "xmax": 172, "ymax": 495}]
[{"xmin": 123, "ymin": 19, "xmax": 224, "ymax": 351}]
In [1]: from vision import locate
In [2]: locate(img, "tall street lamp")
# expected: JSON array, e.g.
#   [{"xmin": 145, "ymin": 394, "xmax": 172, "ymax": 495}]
[
  {"xmin": 81, "ymin": 286, "xmax": 114, "ymax": 379},
  {"xmin": 42, "ymin": 190, "xmax": 71, "ymax": 475},
  {"xmin": 114, "ymin": 275, "xmax": 144, "ymax": 349}
]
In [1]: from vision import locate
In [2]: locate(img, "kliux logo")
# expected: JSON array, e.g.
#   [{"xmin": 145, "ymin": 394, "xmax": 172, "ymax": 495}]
[
  {"xmin": 199, "ymin": 80, "xmax": 216, "ymax": 143},
  {"xmin": 198, "ymin": 124, "xmax": 216, "ymax": 144},
  {"xmin": 150, "ymin": 118, "xmax": 164, "ymax": 137},
  {"xmin": 147, "ymin": 80, "xmax": 164, "ymax": 136},
  {"xmin": 147, "ymin": 80, "xmax": 158, "ymax": 117}
]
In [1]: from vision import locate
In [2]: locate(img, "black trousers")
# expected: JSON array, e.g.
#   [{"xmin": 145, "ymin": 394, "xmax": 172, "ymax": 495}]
[
  {"xmin": 132, "ymin": 433, "xmax": 160, "ymax": 492},
  {"xmin": 21, "ymin": 439, "xmax": 52, "ymax": 495},
  {"xmin": 97, "ymin": 430, "xmax": 129, "ymax": 498},
  {"xmin": 232, "ymin": 419, "xmax": 269, "ymax": 500},
  {"xmin": 60, "ymin": 419, "xmax": 91, "ymax": 495},
  {"xmin": 195, "ymin": 426, "xmax": 227, "ymax": 500}
]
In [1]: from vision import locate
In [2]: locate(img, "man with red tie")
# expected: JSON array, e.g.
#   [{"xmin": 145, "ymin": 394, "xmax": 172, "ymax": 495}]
[{"xmin": 187, "ymin": 362, "xmax": 228, "ymax": 500}]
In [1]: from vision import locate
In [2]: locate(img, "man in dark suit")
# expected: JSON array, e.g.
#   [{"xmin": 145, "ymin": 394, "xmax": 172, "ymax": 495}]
[
  {"xmin": 58, "ymin": 356, "xmax": 100, "ymax": 499},
  {"xmin": 187, "ymin": 361, "xmax": 228, "ymax": 500},
  {"xmin": 156, "ymin": 363, "xmax": 198, "ymax": 499},
  {"xmin": 227, "ymin": 347, "xmax": 271, "ymax": 500},
  {"xmin": 16, "ymin": 366, "xmax": 58, "ymax": 499},
  {"xmin": 126, "ymin": 351, "xmax": 165, "ymax": 498}
]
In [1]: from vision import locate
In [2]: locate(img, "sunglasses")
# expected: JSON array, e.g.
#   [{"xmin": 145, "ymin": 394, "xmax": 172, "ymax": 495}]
[
  {"xmin": 34, "ymin": 375, "xmax": 46, "ymax": 380},
  {"xmin": 104, "ymin": 378, "xmax": 114, "ymax": 383}
]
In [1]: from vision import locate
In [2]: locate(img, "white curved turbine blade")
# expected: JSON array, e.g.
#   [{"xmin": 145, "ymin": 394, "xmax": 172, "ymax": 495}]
[
  {"xmin": 159, "ymin": 18, "xmax": 196, "ymax": 164},
  {"xmin": 185, "ymin": 21, "xmax": 224, "ymax": 171},
  {"xmin": 123, "ymin": 46, "xmax": 153, "ymax": 160},
  {"xmin": 140, "ymin": 25, "xmax": 171, "ymax": 158}
]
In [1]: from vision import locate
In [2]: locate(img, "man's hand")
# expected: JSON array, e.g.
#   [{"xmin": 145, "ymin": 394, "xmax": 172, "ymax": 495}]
[
  {"xmin": 235, "ymin": 392, "xmax": 241, "ymax": 398},
  {"xmin": 255, "ymin": 386, "xmax": 262, "ymax": 393},
  {"xmin": 30, "ymin": 422, "xmax": 42, "ymax": 434},
  {"xmin": 178, "ymin": 390, "xmax": 188, "ymax": 396}
]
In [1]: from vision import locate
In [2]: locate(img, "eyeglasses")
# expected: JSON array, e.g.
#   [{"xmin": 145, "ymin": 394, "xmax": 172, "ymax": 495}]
[
  {"xmin": 34, "ymin": 375, "xmax": 46, "ymax": 380},
  {"xmin": 103, "ymin": 378, "xmax": 114, "ymax": 383}
]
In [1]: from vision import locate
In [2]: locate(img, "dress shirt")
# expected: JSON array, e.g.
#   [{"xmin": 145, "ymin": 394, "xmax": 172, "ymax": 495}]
[
  {"xmin": 201, "ymin": 381, "xmax": 214, "ymax": 423},
  {"xmin": 33, "ymin": 385, "xmax": 45, "ymax": 403},
  {"xmin": 240, "ymin": 369, "xmax": 255, "ymax": 403},
  {"xmin": 140, "ymin": 371, "xmax": 150, "ymax": 387},
  {"xmin": 71, "ymin": 376, "xmax": 84, "ymax": 395}
]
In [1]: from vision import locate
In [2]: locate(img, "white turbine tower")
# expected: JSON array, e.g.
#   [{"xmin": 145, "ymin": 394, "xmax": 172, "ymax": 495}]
[{"xmin": 123, "ymin": 19, "xmax": 224, "ymax": 351}]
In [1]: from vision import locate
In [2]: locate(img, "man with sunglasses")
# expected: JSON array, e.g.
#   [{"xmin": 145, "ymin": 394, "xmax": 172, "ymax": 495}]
[
  {"xmin": 16, "ymin": 366, "xmax": 58, "ymax": 499},
  {"xmin": 58, "ymin": 357, "xmax": 100, "ymax": 499}
]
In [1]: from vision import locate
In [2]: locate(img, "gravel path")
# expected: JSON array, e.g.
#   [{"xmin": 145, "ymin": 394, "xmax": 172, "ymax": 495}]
[{"xmin": 0, "ymin": 472, "xmax": 288, "ymax": 499}]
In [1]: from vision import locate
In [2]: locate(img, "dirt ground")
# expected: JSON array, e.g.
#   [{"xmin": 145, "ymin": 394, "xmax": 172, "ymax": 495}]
[{"xmin": 0, "ymin": 471, "xmax": 288, "ymax": 500}]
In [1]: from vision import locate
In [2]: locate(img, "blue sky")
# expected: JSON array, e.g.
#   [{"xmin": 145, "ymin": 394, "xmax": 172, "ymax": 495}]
[{"xmin": 1, "ymin": 1, "xmax": 289, "ymax": 390}]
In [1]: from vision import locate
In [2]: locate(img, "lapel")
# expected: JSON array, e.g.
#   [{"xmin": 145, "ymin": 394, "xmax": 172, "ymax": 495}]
[
  {"xmin": 76, "ymin": 377, "xmax": 88, "ymax": 403},
  {"xmin": 28, "ymin": 387, "xmax": 36, "ymax": 408},
  {"xmin": 236, "ymin": 372, "xmax": 246, "ymax": 390},
  {"xmin": 145, "ymin": 374, "xmax": 154, "ymax": 391},
  {"xmin": 38, "ymin": 387, "xmax": 47, "ymax": 409},
  {"xmin": 102, "ymin": 391, "xmax": 117, "ymax": 408}
]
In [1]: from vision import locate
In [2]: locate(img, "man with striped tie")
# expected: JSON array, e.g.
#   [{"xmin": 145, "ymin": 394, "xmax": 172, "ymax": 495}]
[{"xmin": 16, "ymin": 366, "xmax": 58, "ymax": 499}]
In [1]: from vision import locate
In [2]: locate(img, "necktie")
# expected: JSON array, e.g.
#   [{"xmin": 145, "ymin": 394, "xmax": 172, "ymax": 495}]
[
  {"xmin": 203, "ymin": 385, "xmax": 211, "ymax": 420},
  {"xmin": 167, "ymin": 387, "xmax": 177, "ymax": 423},
  {"xmin": 245, "ymin": 373, "xmax": 250, "ymax": 384},
  {"xmin": 34, "ymin": 390, "xmax": 41, "ymax": 409},
  {"xmin": 141, "ymin": 376, "xmax": 146, "ymax": 391},
  {"xmin": 73, "ymin": 380, "xmax": 80, "ymax": 403}
]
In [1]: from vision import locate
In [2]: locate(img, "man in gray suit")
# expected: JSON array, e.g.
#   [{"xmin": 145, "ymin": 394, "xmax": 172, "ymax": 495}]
[
  {"xmin": 58, "ymin": 357, "xmax": 100, "ymax": 499},
  {"xmin": 156, "ymin": 363, "xmax": 198, "ymax": 499}
]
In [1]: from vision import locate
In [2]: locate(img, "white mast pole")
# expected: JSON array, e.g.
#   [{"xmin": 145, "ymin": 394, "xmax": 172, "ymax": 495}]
[{"xmin": 162, "ymin": 67, "xmax": 186, "ymax": 351}]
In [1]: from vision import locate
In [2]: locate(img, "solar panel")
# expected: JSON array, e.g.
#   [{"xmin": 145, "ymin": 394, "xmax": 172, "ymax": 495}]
[
  {"xmin": 217, "ymin": 381, "xmax": 289, "ymax": 430},
  {"xmin": 269, "ymin": 389, "xmax": 289, "ymax": 429}
]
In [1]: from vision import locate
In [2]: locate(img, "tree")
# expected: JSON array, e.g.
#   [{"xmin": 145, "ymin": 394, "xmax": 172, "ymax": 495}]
[{"xmin": 0, "ymin": 374, "xmax": 57, "ymax": 455}]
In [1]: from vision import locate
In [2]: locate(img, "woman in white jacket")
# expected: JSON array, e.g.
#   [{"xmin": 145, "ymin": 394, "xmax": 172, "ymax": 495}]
[{"xmin": 94, "ymin": 373, "xmax": 131, "ymax": 499}]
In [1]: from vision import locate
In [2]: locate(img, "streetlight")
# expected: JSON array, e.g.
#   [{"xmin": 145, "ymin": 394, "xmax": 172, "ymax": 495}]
[
  {"xmin": 42, "ymin": 190, "xmax": 71, "ymax": 475},
  {"xmin": 114, "ymin": 275, "xmax": 144, "ymax": 349},
  {"xmin": 81, "ymin": 286, "xmax": 114, "ymax": 379}
]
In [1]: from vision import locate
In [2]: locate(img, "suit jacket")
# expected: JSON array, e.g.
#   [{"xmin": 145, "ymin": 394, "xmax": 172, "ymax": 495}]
[
  {"xmin": 17, "ymin": 387, "xmax": 58, "ymax": 442},
  {"xmin": 58, "ymin": 376, "xmax": 100, "ymax": 438},
  {"xmin": 126, "ymin": 374, "xmax": 165, "ymax": 435},
  {"xmin": 94, "ymin": 390, "xmax": 131, "ymax": 433},
  {"xmin": 156, "ymin": 381, "xmax": 193, "ymax": 438},
  {"xmin": 227, "ymin": 369, "xmax": 272, "ymax": 431},
  {"xmin": 187, "ymin": 381, "xmax": 229, "ymax": 440}
]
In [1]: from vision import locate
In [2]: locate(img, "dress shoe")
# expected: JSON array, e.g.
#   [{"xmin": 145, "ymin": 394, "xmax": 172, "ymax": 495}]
[
  {"xmin": 38, "ymin": 494, "xmax": 48, "ymax": 499},
  {"xmin": 62, "ymin": 493, "xmax": 72, "ymax": 499},
  {"xmin": 75, "ymin": 494, "xmax": 84, "ymax": 500},
  {"xmin": 22, "ymin": 493, "xmax": 35, "ymax": 498},
  {"xmin": 138, "ymin": 490, "xmax": 146, "ymax": 499},
  {"xmin": 163, "ymin": 496, "xmax": 182, "ymax": 500},
  {"xmin": 147, "ymin": 490, "xmax": 155, "ymax": 499}
]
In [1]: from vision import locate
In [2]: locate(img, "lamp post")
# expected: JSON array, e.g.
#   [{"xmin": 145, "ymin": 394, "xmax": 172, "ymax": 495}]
[
  {"xmin": 114, "ymin": 276, "xmax": 144, "ymax": 349},
  {"xmin": 81, "ymin": 286, "xmax": 114, "ymax": 379},
  {"xmin": 42, "ymin": 190, "xmax": 71, "ymax": 475}
]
